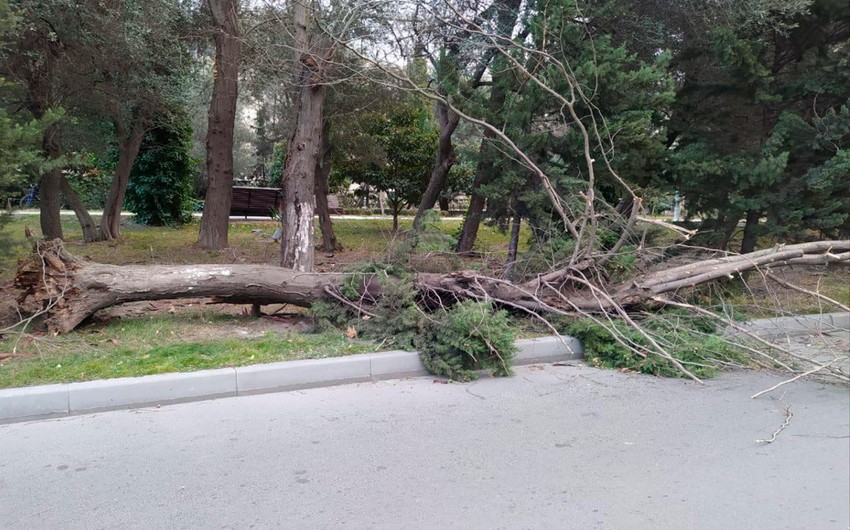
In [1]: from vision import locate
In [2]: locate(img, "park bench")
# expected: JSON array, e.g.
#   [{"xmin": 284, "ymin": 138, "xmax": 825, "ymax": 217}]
[{"xmin": 229, "ymin": 186, "xmax": 281, "ymax": 218}]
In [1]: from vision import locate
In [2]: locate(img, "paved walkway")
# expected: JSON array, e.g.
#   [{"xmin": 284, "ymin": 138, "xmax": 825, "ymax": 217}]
[
  {"xmin": 11, "ymin": 210, "xmax": 464, "ymax": 222},
  {"xmin": 1, "ymin": 364, "xmax": 847, "ymax": 529}
]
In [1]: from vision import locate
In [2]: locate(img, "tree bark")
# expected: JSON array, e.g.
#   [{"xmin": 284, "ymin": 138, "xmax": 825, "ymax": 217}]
[
  {"xmin": 456, "ymin": 65, "xmax": 510, "ymax": 252},
  {"xmin": 280, "ymin": 1, "xmax": 330, "ymax": 271},
  {"xmin": 505, "ymin": 208, "xmax": 521, "ymax": 275},
  {"xmin": 197, "ymin": 0, "xmax": 241, "ymax": 250},
  {"xmin": 100, "ymin": 121, "xmax": 145, "ymax": 240},
  {"xmin": 59, "ymin": 177, "xmax": 99, "ymax": 242},
  {"xmin": 38, "ymin": 125, "xmax": 63, "ymax": 240},
  {"xmin": 740, "ymin": 209, "xmax": 761, "ymax": 254},
  {"xmin": 17, "ymin": 240, "xmax": 848, "ymax": 334},
  {"xmin": 315, "ymin": 120, "xmax": 338, "ymax": 251},
  {"xmin": 412, "ymin": 101, "xmax": 460, "ymax": 231}
]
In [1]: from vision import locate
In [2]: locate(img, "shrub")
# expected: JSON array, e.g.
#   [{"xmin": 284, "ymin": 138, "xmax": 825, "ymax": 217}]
[{"xmin": 125, "ymin": 111, "xmax": 196, "ymax": 226}]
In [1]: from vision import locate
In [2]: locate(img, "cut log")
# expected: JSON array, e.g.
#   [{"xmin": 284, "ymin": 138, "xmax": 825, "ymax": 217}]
[{"xmin": 14, "ymin": 239, "xmax": 849, "ymax": 334}]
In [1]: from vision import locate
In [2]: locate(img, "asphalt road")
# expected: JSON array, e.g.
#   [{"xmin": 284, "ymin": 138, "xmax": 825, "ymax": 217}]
[{"xmin": 1, "ymin": 364, "xmax": 848, "ymax": 529}]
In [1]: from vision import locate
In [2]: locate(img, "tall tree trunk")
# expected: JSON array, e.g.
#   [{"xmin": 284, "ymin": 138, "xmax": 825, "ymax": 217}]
[
  {"xmin": 456, "ymin": 130, "xmax": 495, "ymax": 253},
  {"xmin": 504, "ymin": 207, "xmax": 521, "ymax": 277},
  {"xmin": 198, "ymin": 0, "xmax": 241, "ymax": 250},
  {"xmin": 412, "ymin": 102, "xmax": 460, "ymax": 231},
  {"xmin": 716, "ymin": 214, "xmax": 740, "ymax": 251},
  {"xmin": 59, "ymin": 177, "xmax": 99, "ymax": 242},
  {"xmin": 38, "ymin": 125, "xmax": 63, "ymax": 240},
  {"xmin": 740, "ymin": 209, "xmax": 761, "ymax": 254},
  {"xmin": 456, "ymin": 63, "xmax": 510, "ymax": 252},
  {"xmin": 280, "ymin": 1, "xmax": 330, "ymax": 271},
  {"xmin": 315, "ymin": 120, "xmax": 338, "ymax": 251},
  {"xmin": 100, "ymin": 122, "xmax": 145, "ymax": 240}
]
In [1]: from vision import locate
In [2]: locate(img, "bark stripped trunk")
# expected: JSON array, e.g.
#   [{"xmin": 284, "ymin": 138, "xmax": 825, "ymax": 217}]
[
  {"xmin": 198, "ymin": 0, "xmax": 241, "ymax": 250},
  {"xmin": 16, "ymin": 240, "xmax": 848, "ymax": 334},
  {"xmin": 280, "ymin": 1, "xmax": 330, "ymax": 271},
  {"xmin": 314, "ymin": 120, "xmax": 338, "ymax": 251},
  {"xmin": 412, "ymin": 102, "xmax": 460, "ymax": 231},
  {"xmin": 100, "ymin": 119, "xmax": 145, "ymax": 240}
]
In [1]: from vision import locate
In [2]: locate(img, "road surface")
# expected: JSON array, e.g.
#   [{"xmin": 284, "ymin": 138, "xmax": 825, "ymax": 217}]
[{"xmin": 1, "ymin": 364, "xmax": 848, "ymax": 529}]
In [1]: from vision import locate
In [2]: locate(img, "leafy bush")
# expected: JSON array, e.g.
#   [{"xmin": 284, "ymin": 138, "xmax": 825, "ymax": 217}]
[
  {"xmin": 64, "ymin": 157, "xmax": 112, "ymax": 209},
  {"xmin": 419, "ymin": 301, "xmax": 517, "ymax": 381},
  {"xmin": 125, "ymin": 111, "xmax": 196, "ymax": 226}
]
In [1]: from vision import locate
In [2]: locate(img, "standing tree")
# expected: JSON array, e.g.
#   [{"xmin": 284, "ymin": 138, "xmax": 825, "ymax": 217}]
[
  {"xmin": 198, "ymin": 0, "xmax": 241, "ymax": 249},
  {"xmin": 279, "ymin": 0, "xmax": 333, "ymax": 270}
]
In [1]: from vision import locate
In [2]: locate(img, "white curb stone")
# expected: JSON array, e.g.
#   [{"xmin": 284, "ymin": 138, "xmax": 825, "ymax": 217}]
[
  {"xmin": 0, "ymin": 384, "xmax": 69, "ymax": 421},
  {"xmin": 369, "ymin": 350, "xmax": 430, "ymax": 380},
  {"xmin": 235, "ymin": 355, "xmax": 372, "ymax": 394},
  {"xmin": 68, "ymin": 368, "xmax": 237, "ymax": 413}
]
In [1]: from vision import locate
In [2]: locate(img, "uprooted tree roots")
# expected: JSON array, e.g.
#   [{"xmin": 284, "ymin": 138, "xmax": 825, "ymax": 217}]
[{"xmin": 12, "ymin": 238, "xmax": 850, "ymax": 384}]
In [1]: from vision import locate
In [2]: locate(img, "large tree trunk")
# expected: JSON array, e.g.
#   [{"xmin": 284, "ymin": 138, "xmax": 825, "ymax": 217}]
[
  {"xmin": 314, "ymin": 120, "xmax": 338, "ymax": 251},
  {"xmin": 16, "ymin": 239, "xmax": 848, "ymax": 334},
  {"xmin": 197, "ymin": 0, "xmax": 241, "ymax": 250},
  {"xmin": 740, "ymin": 209, "xmax": 761, "ymax": 254},
  {"xmin": 38, "ymin": 126, "xmax": 63, "ymax": 240},
  {"xmin": 412, "ymin": 102, "xmax": 460, "ymax": 231},
  {"xmin": 100, "ymin": 121, "xmax": 145, "ymax": 240},
  {"xmin": 280, "ymin": 1, "xmax": 330, "ymax": 271},
  {"xmin": 456, "ymin": 61, "xmax": 510, "ymax": 253},
  {"xmin": 59, "ymin": 177, "xmax": 99, "ymax": 242}
]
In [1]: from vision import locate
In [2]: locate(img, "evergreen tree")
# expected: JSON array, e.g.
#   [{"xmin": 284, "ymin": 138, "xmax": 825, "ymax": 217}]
[{"xmin": 125, "ymin": 111, "xmax": 197, "ymax": 227}]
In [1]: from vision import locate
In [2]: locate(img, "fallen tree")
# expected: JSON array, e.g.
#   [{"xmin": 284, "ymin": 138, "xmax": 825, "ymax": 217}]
[{"xmin": 15, "ymin": 239, "xmax": 848, "ymax": 336}]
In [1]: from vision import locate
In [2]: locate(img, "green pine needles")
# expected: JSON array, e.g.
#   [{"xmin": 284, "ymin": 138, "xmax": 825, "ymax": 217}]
[
  {"xmin": 309, "ymin": 263, "xmax": 518, "ymax": 381},
  {"xmin": 419, "ymin": 300, "xmax": 517, "ymax": 382}
]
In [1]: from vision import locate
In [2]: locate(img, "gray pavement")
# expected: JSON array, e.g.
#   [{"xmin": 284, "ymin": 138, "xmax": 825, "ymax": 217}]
[
  {"xmin": 11, "ymin": 210, "xmax": 464, "ymax": 222},
  {"xmin": 1, "ymin": 364, "xmax": 848, "ymax": 529}
]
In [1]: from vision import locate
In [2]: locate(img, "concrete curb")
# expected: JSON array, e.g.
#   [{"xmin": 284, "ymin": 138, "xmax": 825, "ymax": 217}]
[
  {"xmin": 0, "ymin": 335, "xmax": 583, "ymax": 424},
  {"xmin": 726, "ymin": 311, "xmax": 850, "ymax": 339}
]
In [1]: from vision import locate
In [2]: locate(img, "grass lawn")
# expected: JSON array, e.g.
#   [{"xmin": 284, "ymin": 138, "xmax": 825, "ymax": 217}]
[{"xmin": 0, "ymin": 309, "xmax": 378, "ymax": 388}]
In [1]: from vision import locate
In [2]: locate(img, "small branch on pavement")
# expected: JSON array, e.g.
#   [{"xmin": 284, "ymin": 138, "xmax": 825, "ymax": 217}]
[{"xmin": 756, "ymin": 393, "xmax": 793, "ymax": 444}]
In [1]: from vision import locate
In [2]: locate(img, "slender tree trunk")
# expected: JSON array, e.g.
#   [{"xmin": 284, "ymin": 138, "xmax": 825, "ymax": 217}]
[
  {"xmin": 505, "ymin": 209, "xmax": 522, "ymax": 275},
  {"xmin": 716, "ymin": 214, "xmax": 740, "ymax": 251},
  {"xmin": 315, "ymin": 120, "xmax": 338, "ymax": 251},
  {"xmin": 198, "ymin": 0, "xmax": 241, "ymax": 250},
  {"xmin": 456, "ymin": 132, "xmax": 495, "ymax": 253},
  {"xmin": 456, "ymin": 65, "xmax": 510, "ymax": 252},
  {"xmin": 740, "ymin": 209, "xmax": 761, "ymax": 254},
  {"xmin": 100, "ymin": 123, "xmax": 145, "ymax": 240},
  {"xmin": 59, "ymin": 177, "xmax": 99, "ymax": 241},
  {"xmin": 280, "ymin": 1, "xmax": 330, "ymax": 271},
  {"xmin": 38, "ymin": 125, "xmax": 63, "ymax": 240},
  {"xmin": 412, "ymin": 102, "xmax": 460, "ymax": 231}
]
